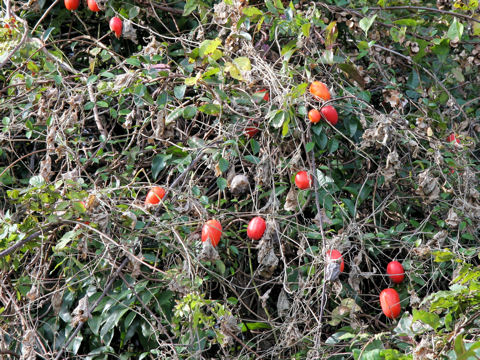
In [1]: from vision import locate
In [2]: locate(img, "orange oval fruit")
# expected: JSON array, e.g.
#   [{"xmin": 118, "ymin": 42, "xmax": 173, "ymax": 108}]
[
  {"xmin": 247, "ymin": 216, "xmax": 266, "ymax": 240},
  {"xmin": 326, "ymin": 249, "xmax": 345, "ymax": 272},
  {"xmin": 447, "ymin": 133, "xmax": 460, "ymax": 144},
  {"xmin": 245, "ymin": 120, "xmax": 260, "ymax": 138},
  {"xmin": 386, "ymin": 261, "xmax": 405, "ymax": 284},
  {"xmin": 257, "ymin": 89, "xmax": 269, "ymax": 101},
  {"xmin": 201, "ymin": 219, "xmax": 222, "ymax": 247},
  {"xmin": 380, "ymin": 288, "xmax": 401, "ymax": 319},
  {"xmin": 308, "ymin": 109, "xmax": 321, "ymax": 124},
  {"xmin": 87, "ymin": 0, "xmax": 100, "ymax": 11},
  {"xmin": 145, "ymin": 186, "xmax": 166, "ymax": 205},
  {"xmin": 64, "ymin": 0, "xmax": 80, "ymax": 10},
  {"xmin": 321, "ymin": 105, "xmax": 338, "ymax": 125},
  {"xmin": 309, "ymin": 81, "xmax": 331, "ymax": 101},
  {"xmin": 295, "ymin": 171, "xmax": 312, "ymax": 190},
  {"xmin": 109, "ymin": 17, "xmax": 123, "ymax": 38}
]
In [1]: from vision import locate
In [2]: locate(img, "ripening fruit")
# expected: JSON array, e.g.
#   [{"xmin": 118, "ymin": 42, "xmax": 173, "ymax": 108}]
[
  {"xmin": 326, "ymin": 249, "xmax": 345, "ymax": 272},
  {"xmin": 109, "ymin": 17, "xmax": 123, "ymax": 38},
  {"xmin": 247, "ymin": 216, "xmax": 266, "ymax": 240},
  {"xmin": 256, "ymin": 89, "xmax": 269, "ymax": 101},
  {"xmin": 245, "ymin": 120, "xmax": 259, "ymax": 138},
  {"xmin": 309, "ymin": 81, "xmax": 331, "ymax": 101},
  {"xmin": 64, "ymin": 0, "xmax": 80, "ymax": 10},
  {"xmin": 387, "ymin": 261, "xmax": 405, "ymax": 284},
  {"xmin": 202, "ymin": 219, "xmax": 222, "ymax": 247},
  {"xmin": 447, "ymin": 133, "xmax": 460, "ymax": 144},
  {"xmin": 321, "ymin": 105, "xmax": 338, "ymax": 126},
  {"xmin": 380, "ymin": 288, "xmax": 401, "ymax": 319},
  {"xmin": 87, "ymin": 0, "xmax": 100, "ymax": 11},
  {"xmin": 295, "ymin": 171, "xmax": 312, "ymax": 190},
  {"xmin": 145, "ymin": 186, "xmax": 166, "ymax": 205},
  {"xmin": 308, "ymin": 109, "xmax": 321, "ymax": 124}
]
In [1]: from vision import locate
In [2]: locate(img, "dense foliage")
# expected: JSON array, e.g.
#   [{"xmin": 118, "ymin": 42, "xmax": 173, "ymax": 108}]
[{"xmin": 1, "ymin": 0, "xmax": 479, "ymax": 358}]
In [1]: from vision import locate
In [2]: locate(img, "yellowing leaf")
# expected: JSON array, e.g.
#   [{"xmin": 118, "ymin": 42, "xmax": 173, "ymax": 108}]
[
  {"xmin": 233, "ymin": 57, "xmax": 251, "ymax": 72},
  {"xmin": 473, "ymin": 15, "xmax": 480, "ymax": 36},
  {"xmin": 185, "ymin": 72, "xmax": 202, "ymax": 86},
  {"xmin": 224, "ymin": 62, "xmax": 243, "ymax": 81},
  {"xmin": 199, "ymin": 38, "xmax": 222, "ymax": 58}
]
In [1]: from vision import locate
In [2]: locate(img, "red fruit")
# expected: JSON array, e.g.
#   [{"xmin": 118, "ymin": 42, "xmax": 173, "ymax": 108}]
[
  {"xmin": 109, "ymin": 17, "xmax": 123, "ymax": 38},
  {"xmin": 309, "ymin": 81, "xmax": 331, "ymax": 101},
  {"xmin": 308, "ymin": 109, "xmax": 321, "ymax": 124},
  {"xmin": 380, "ymin": 288, "xmax": 401, "ymax": 319},
  {"xmin": 447, "ymin": 133, "xmax": 460, "ymax": 144},
  {"xmin": 326, "ymin": 249, "xmax": 345, "ymax": 272},
  {"xmin": 256, "ymin": 89, "xmax": 269, "ymax": 101},
  {"xmin": 245, "ymin": 120, "xmax": 259, "ymax": 138},
  {"xmin": 64, "ymin": 0, "xmax": 80, "ymax": 10},
  {"xmin": 321, "ymin": 105, "xmax": 338, "ymax": 126},
  {"xmin": 247, "ymin": 216, "xmax": 266, "ymax": 240},
  {"xmin": 87, "ymin": 0, "xmax": 100, "ymax": 11},
  {"xmin": 387, "ymin": 261, "xmax": 405, "ymax": 284},
  {"xmin": 295, "ymin": 171, "xmax": 312, "ymax": 190},
  {"xmin": 202, "ymin": 219, "xmax": 222, "ymax": 247},
  {"xmin": 145, "ymin": 186, "xmax": 166, "ymax": 205}
]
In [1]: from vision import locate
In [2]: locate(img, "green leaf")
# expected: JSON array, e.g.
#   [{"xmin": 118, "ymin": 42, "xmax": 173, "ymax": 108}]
[
  {"xmin": 242, "ymin": 6, "xmax": 263, "ymax": 17},
  {"xmin": 218, "ymin": 158, "xmax": 229, "ymax": 173},
  {"xmin": 183, "ymin": 106, "xmax": 197, "ymax": 119},
  {"xmin": 306, "ymin": 142, "xmax": 315, "ymax": 152},
  {"xmin": 473, "ymin": 15, "xmax": 480, "ymax": 36},
  {"xmin": 126, "ymin": 57, "xmax": 141, "ymax": 67},
  {"xmin": 301, "ymin": 23, "xmax": 311, "ymax": 37},
  {"xmin": 433, "ymin": 249, "xmax": 454, "ymax": 262},
  {"xmin": 412, "ymin": 310, "xmax": 440, "ymax": 330},
  {"xmin": 394, "ymin": 19, "xmax": 421, "ymax": 27},
  {"xmin": 281, "ymin": 117, "xmax": 290, "ymax": 136},
  {"xmin": 199, "ymin": 104, "xmax": 221, "ymax": 115},
  {"xmin": 54, "ymin": 230, "xmax": 77, "ymax": 251},
  {"xmin": 240, "ymin": 322, "xmax": 272, "ymax": 332},
  {"xmin": 216, "ymin": 177, "xmax": 227, "ymax": 190},
  {"xmin": 29, "ymin": 175, "xmax": 45, "ymax": 187},
  {"xmin": 447, "ymin": 18, "xmax": 464, "ymax": 43},
  {"xmin": 316, "ymin": 169, "xmax": 334, "ymax": 187},
  {"xmin": 166, "ymin": 107, "xmax": 183, "ymax": 124},
  {"xmin": 269, "ymin": 110, "xmax": 286, "ymax": 128},
  {"xmin": 244, "ymin": 155, "xmax": 260, "ymax": 164},
  {"xmin": 129, "ymin": 6, "xmax": 140, "ymax": 18},
  {"xmin": 199, "ymin": 38, "xmax": 222, "ymax": 58},
  {"xmin": 359, "ymin": 15, "xmax": 377, "ymax": 36},
  {"xmin": 100, "ymin": 307, "xmax": 130, "ymax": 338},
  {"xmin": 250, "ymin": 138, "xmax": 260, "ymax": 155},
  {"xmin": 152, "ymin": 154, "xmax": 168, "ymax": 180},
  {"xmin": 454, "ymin": 333, "xmax": 466, "ymax": 356},
  {"xmin": 174, "ymin": 85, "xmax": 186, "ymax": 100},
  {"xmin": 183, "ymin": 0, "xmax": 198, "ymax": 16}
]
